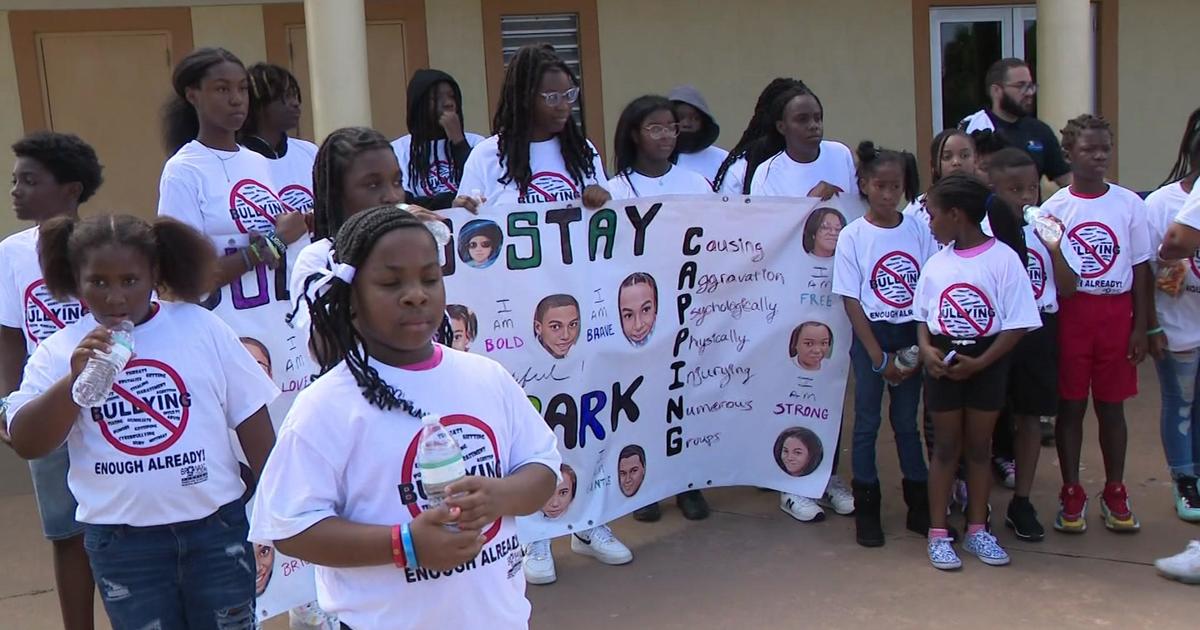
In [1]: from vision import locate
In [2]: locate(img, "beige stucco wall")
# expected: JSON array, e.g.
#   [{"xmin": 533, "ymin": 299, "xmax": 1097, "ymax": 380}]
[
  {"xmin": 1117, "ymin": 0, "xmax": 1200, "ymax": 192},
  {"xmin": 595, "ymin": 0, "xmax": 917, "ymax": 171},
  {"xmin": 0, "ymin": 11, "xmax": 25, "ymax": 238},
  {"xmin": 425, "ymin": 0, "xmax": 488, "ymax": 138},
  {"xmin": 190, "ymin": 4, "xmax": 266, "ymax": 64}
]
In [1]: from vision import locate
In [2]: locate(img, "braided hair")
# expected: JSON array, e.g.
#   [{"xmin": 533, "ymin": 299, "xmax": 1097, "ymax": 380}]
[
  {"xmin": 241, "ymin": 63, "xmax": 301, "ymax": 139},
  {"xmin": 742, "ymin": 83, "xmax": 823, "ymax": 195},
  {"xmin": 311, "ymin": 127, "xmax": 394, "ymax": 241},
  {"xmin": 492, "ymin": 44, "xmax": 595, "ymax": 196},
  {"xmin": 1162, "ymin": 107, "xmax": 1200, "ymax": 186},
  {"xmin": 407, "ymin": 74, "xmax": 466, "ymax": 195},
  {"xmin": 1060, "ymin": 113, "xmax": 1112, "ymax": 152},
  {"xmin": 306, "ymin": 205, "xmax": 454, "ymax": 415},
  {"xmin": 712, "ymin": 78, "xmax": 802, "ymax": 192}
]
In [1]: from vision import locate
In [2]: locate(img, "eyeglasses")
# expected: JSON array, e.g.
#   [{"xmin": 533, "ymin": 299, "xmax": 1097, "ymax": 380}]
[
  {"xmin": 468, "ymin": 240, "xmax": 492, "ymax": 249},
  {"xmin": 1004, "ymin": 81, "xmax": 1038, "ymax": 95},
  {"xmin": 643, "ymin": 123, "xmax": 680, "ymax": 140},
  {"xmin": 540, "ymin": 86, "xmax": 580, "ymax": 107}
]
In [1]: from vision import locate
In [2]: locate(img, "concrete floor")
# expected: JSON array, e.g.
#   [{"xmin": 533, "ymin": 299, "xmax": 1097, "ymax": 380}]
[{"xmin": 1, "ymin": 362, "xmax": 1197, "ymax": 629}]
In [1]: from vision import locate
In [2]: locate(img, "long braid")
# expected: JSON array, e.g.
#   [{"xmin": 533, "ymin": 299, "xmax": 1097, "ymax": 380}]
[
  {"xmin": 742, "ymin": 83, "xmax": 821, "ymax": 195},
  {"xmin": 307, "ymin": 206, "xmax": 451, "ymax": 415},
  {"xmin": 408, "ymin": 90, "xmax": 438, "ymax": 194},
  {"xmin": 712, "ymin": 78, "xmax": 801, "ymax": 192},
  {"xmin": 1163, "ymin": 107, "xmax": 1200, "ymax": 186},
  {"xmin": 311, "ymin": 127, "xmax": 393, "ymax": 241},
  {"xmin": 240, "ymin": 63, "xmax": 301, "ymax": 139},
  {"xmin": 493, "ymin": 44, "xmax": 595, "ymax": 197}
]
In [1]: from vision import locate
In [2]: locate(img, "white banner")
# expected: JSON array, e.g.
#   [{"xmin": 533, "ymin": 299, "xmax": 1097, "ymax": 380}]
[{"xmin": 441, "ymin": 194, "xmax": 860, "ymax": 542}]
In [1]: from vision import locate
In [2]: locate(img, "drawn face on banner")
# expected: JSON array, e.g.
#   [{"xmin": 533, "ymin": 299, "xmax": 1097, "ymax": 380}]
[
  {"xmin": 781, "ymin": 437, "xmax": 811, "ymax": 475},
  {"xmin": 541, "ymin": 464, "xmax": 576, "ymax": 519},
  {"xmin": 468, "ymin": 235, "xmax": 494, "ymax": 264},
  {"xmin": 534, "ymin": 295, "xmax": 581, "ymax": 359},
  {"xmin": 451, "ymin": 317, "xmax": 472, "ymax": 351},
  {"xmin": 457, "ymin": 220, "xmax": 504, "ymax": 269},
  {"xmin": 240, "ymin": 337, "xmax": 273, "ymax": 378},
  {"xmin": 254, "ymin": 544, "xmax": 275, "ymax": 596},
  {"xmin": 804, "ymin": 208, "xmax": 846, "ymax": 258},
  {"xmin": 774, "ymin": 427, "xmax": 823, "ymax": 478},
  {"xmin": 790, "ymin": 322, "xmax": 832, "ymax": 372},
  {"xmin": 617, "ymin": 446, "xmax": 646, "ymax": 497},
  {"xmin": 618, "ymin": 273, "xmax": 658, "ymax": 346}
]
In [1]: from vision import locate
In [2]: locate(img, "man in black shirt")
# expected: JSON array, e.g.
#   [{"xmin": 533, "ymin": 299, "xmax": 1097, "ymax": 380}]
[{"xmin": 961, "ymin": 58, "xmax": 1072, "ymax": 187}]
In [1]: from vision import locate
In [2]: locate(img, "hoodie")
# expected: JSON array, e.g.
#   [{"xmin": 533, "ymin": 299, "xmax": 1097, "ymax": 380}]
[
  {"xmin": 668, "ymin": 85, "xmax": 721, "ymax": 151},
  {"xmin": 668, "ymin": 85, "xmax": 728, "ymax": 180},
  {"xmin": 397, "ymin": 69, "xmax": 483, "ymax": 208}
]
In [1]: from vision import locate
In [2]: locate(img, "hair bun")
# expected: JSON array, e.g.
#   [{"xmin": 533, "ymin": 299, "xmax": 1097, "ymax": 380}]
[{"xmin": 856, "ymin": 140, "xmax": 878, "ymax": 163}]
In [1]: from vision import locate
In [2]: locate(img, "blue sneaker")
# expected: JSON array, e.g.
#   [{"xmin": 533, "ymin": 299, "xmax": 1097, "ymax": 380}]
[
  {"xmin": 1176, "ymin": 477, "xmax": 1200, "ymax": 523},
  {"xmin": 928, "ymin": 536, "xmax": 961, "ymax": 570},
  {"xmin": 964, "ymin": 530, "xmax": 1010, "ymax": 566}
]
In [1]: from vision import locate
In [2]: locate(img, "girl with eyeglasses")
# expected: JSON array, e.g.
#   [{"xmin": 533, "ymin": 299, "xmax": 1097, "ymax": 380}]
[
  {"xmin": 607, "ymin": 95, "xmax": 713, "ymax": 201},
  {"xmin": 457, "ymin": 44, "xmax": 610, "ymax": 210}
]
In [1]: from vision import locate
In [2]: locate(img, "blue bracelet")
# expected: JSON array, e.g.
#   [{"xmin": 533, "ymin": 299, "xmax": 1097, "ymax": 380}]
[
  {"xmin": 401, "ymin": 522, "xmax": 418, "ymax": 568},
  {"xmin": 871, "ymin": 352, "xmax": 889, "ymax": 374}
]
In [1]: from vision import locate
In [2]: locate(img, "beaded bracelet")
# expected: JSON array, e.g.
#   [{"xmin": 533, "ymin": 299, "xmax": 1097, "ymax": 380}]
[
  {"xmin": 401, "ymin": 523, "xmax": 418, "ymax": 568},
  {"xmin": 390, "ymin": 524, "xmax": 406, "ymax": 568},
  {"xmin": 1148, "ymin": 327, "xmax": 1165, "ymax": 336},
  {"xmin": 266, "ymin": 233, "xmax": 287, "ymax": 257}
]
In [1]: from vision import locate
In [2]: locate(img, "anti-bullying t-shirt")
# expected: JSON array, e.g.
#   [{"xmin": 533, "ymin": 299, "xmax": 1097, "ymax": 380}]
[
  {"xmin": 1146, "ymin": 181, "xmax": 1200, "ymax": 351},
  {"xmin": 270, "ymin": 137, "xmax": 319, "ymax": 214},
  {"xmin": 914, "ymin": 239, "xmax": 1041, "ymax": 339},
  {"xmin": 979, "ymin": 221, "xmax": 1060, "ymax": 314},
  {"xmin": 157, "ymin": 140, "xmax": 313, "ymax": 408},
  {"xmin": 606, "ymin": 165, "xmax": 713, "ymax": 201},
  {"xmin": 747, "ymin": 141, "xmax": 859, "ymax": 198},
  {"xmin": 717, "ymin": 157, "xmax": 747, "ymax": 195},
  {"xmin": 458, "ymin": 134, "xmax": 607, "ymax": 207},
  {"xmin": 1040, "ymin": 184, "xmax": 1151, "ymax": 295},
  {"xmin": 833, "ymin": 214, "xmax": 938, "ymax": 323},
  {"xmin": 392, "ymin": 133, "xmax": 486, "ymax": 197},
  {"xmin": 250, "ymin": 347, "xmax": 561, "ymax": 630},
  {"xmin": 0, "ymin": 227, "xmax": 88, "ymax": 355},
  {"xmin": 6, "ymin": 302, "xmax": 278, "ymax": 526}
]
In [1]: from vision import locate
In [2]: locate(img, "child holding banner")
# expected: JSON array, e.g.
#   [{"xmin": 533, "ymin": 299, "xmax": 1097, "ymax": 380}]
[
  {"xmin": 239, "ymin": 63, "xmax": 319, "ymax": 215},
  {"xmin": 712, "ymin": 78, "xmax": 803, "ymax": 195},
  {"xmin": 7, "ymin": 214, "xmax": 278, "ymax": 628},
  {"xmin": 457, "ymin": 44, "xmax": 610, "ymax": 210},
  {"xmin": 1040, "ymin": 115, "xmax": 1152, "ymax": 534},
  {"xmin": 833, "ymin": 142, "xmax": 932, "ymax": 546},
  {"xmin": 0, "ymin": 131, "xmax": 103, "ymax": 630},
  {"xmin": 250, "ymin": 206, "xmax": 561, "ymax": 629},
  {"xmin": 916, "ymin": 173, "xmax": 1040, "ymax": 570},
  {"xmin": 607, "ymin": 95, "xmax": 712, "ymax": 201}
]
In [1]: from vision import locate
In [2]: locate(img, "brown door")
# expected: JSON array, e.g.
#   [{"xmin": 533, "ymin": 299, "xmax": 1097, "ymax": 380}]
[
  {"xmin": 285, "ymin": 21, "xmax": 410, "ymax": 141},
  {"xmin": 37, "ymin": 31, "xmax": 174, "ymax": 220}
]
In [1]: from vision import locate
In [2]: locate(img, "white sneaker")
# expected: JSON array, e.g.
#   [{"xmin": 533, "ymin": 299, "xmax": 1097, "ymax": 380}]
[
  {"xmin": 819, "ymin": 476, "xmax": 855, "ymax": 515},
  {"xmin": 1155, "ymin": 540, "xmax": 1200, "ymax": 584},
  {"xmin": 288, "ymin": 601, "xmax": 338, "ymax": 629},
  {"xmin": 780, "ymin": 492, "xmax": 825, "ymax": 522},
  {"xmin": 522, "ymin": 539, "xmax": 556, "ymax": 584},
  {"xmin": 570, "ymin": 525, "xmax": 633, "ymax": 565}
]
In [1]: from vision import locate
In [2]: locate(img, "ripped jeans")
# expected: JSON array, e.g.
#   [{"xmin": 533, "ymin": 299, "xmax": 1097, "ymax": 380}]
[
  {"xmin": 84, "ymin": 500, "xmax": 255, "ymax": 630},
  {"xmin": 1154, "ymin": 350, "xmax": 1200, "ymax": 478}
]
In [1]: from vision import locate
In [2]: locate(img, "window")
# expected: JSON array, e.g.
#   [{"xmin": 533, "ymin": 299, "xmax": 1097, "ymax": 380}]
[{"xmin": 501, "ymin": 13, "xmax": 586, "ymax": 128}]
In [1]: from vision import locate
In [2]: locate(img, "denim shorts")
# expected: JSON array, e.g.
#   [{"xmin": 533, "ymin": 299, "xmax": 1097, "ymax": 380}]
[{"xmin": 29, "ymin": 444, "xmax": 84, "ymax": 541}]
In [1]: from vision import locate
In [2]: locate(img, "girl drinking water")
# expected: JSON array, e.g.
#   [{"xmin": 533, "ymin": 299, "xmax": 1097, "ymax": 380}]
[
  {"xmin": 250, "ymin": 206, "xmax": 561, "ymax": 629},
  {"xmin": 916, "ymin": 174, "xmax": 1041, "ymax": 570},
  {"xmin": 7, "ymin": 214, "xmax": 278, "ymax": 629}
]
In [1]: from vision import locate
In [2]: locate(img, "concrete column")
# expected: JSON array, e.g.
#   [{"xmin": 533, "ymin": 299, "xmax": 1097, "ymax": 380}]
[
  {"xmin": 303, "ymin": 0, "xmax": 372, "ymax": 142},
  {"xmin": 1036, "ymin": 0, "xmax": 1092, "ymax": 131}
]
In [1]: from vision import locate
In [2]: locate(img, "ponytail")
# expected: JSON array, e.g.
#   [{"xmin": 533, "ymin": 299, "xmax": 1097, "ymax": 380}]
[
  {"xmin": 985, "ymin": 192, "xmax": 1027, "ymax": 264},
  {"xmin": 928, "ymin": 173, "xmax": 1026, "ymax": 262},
  {"xmin": 151, "ymin": 218, "xmax": 217, "ymax": 301},
  {"xmin": 37, "ymin": 216, "xmax": 80, "ymax": 300}
]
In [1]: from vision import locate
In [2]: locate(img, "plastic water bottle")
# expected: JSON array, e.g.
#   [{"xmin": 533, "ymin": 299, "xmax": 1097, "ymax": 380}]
[
  {"xmin": 1023, "ymin": 205, "xmax": 1063, "ymax": 244},
  {"xmin": 416, "ymin": 414, "xmax": 467, "ymax": 512},
  {"xmin": 894, "ymin": 345, "xmax": 920, "ymax": 371},
  {"xmin": 71, "ymin": 321, "xmax": 134, "ymax": 408}
]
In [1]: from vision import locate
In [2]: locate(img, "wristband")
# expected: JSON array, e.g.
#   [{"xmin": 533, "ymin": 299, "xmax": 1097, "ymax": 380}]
[
  {"xmin": 261, "ymin": 236, "xmax": 280, "ymax": 260},
  {"xmin": 247, "ymin": 242, "xmax": 263, "ymax": 265},
  {"xmin": 401, "ymin": 522, "xmax": 418, "ymax": 568},
  {"xmin": 1148, "ymin": 327, "xmax": 1165, "ymax": 336},
  {"xmin": 871, "ymin": 352, "xmax": 889, "ymax": 374},
  {"xmin": 239, "ymin": 248, "xmax": 254, "ymax": 271},
  {"xmin": 266, "ymin": 233, "xmax": 287, "ymax": 256},
  {"xmin": 390, "ymin": 524, "xmax": 406, "ymax": 568}
]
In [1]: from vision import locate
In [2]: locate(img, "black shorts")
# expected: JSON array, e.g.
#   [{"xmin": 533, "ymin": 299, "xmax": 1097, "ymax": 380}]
[
  {"xmin": 1007, "ymin": 312, "xmax": 1058, "ymax": 416},
  {"xmin": 924, "ymin": 335, "xmax": 1012, "ymax": 413}
]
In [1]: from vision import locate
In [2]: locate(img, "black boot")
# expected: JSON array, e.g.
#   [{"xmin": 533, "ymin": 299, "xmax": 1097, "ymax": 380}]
[
  {"xmin": 852, "ymin": 480, "xmax": 884, "ymax": 547},
  {"xmin": 902, "ymin": 479, "xmax": 931, "ymax": 535},
  {"xmin": 632, "ymin": 503, "xmax": 661, "ymax": 522},
  {"xmin": 676, "ymin": 490, "xmax": 710, "ymax": 520}
]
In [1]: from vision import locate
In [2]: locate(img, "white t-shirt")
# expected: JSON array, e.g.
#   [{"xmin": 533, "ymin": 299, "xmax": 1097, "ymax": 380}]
[
  {"xmin": 250, "ymin": 347, "xmax": 561, "ymax": 630},
  {"xmin": 1146, "ymin": 181, "xmax": 1200, "ymax": 351},
  {"xmin": 0, "ymin": 227, "xmax": 89, "ymax": 356},
  {"xmin": 392, "ymin": 133, "xmax": 486, "ymax": 197},
  {"xmin": 747, "ymin": 141, "xmax": 859, "ymax": 198},
  {"xmin": 606, "ymin": 165, "xmax": 713, "ymax": 201},
  {"xmin": 287, "ymin": 237, "xmax": 334, "ymax": 364},
  {"xmin": 158, "ymin": 140, "xmax": 314, "ymax": 407},
  {"xmin": 1175, "ymin": 178, "xmax": 1200, "ymax": 231},
  {"xmin": 1040, "ymin": 184, "xmax": 1152, "ymax": 295},
  {"xmin": 675, "ymin": 145, "xmax": 729, "ymax": 181},
  {"xmin": 914, "ymin": 239, "xmax": 1042, "ymax": 338},
  {"xmin": 270, "ymin": 137, "xmax": 319, "ymax": 214},
  {"xmin": 832, "ymin": 214, "xmax": 937, "ymax": 323},
  {"xmin": 717, "ymin": 157, "xmax": 747, "ymax": 195},
  {"xmin": 901, "ymin": 194, "xmax": 929, "ymax": 226},
  {"xmin": 1021, "ymin": 225, "xmax": 1060, "ymax": 314},
  {"xmin": 458, "ymin": 135, "xmax": 607, "ymax": 207},
  {"xmin": 6, "ymin": 302, "xmax": 278, "ymax": 526}
]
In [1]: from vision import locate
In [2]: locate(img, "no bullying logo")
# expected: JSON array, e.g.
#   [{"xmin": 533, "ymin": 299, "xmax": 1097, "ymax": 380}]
[
  {"xmin": 229, "ymin": 179, "xmax": 286, "ymax": 235},
  {"xmin": 278, "ymin": 184, "xmax": 314, "ymax": 214},
  {"xmin": 421, "ymin": 160, "xmax": 459, "ymax": 196},
  {"xmin": 937, "ymin": 283, "xmax": 995, "ymax": 338},
  {"xmin": 518, "ymin": 171, "xmax": 580, "ymax": 204},
  {"xmin": 870, "ymin": 251, "xmax": 920, "ymax": 308},
  {"xmin": 1026, "ymin": 248, "xmax": 1047, "ymax": 300},
  {"xmin": 90, "ymin": 359, "xmax": 191, "ymax": 457},
  {"xmin": 23, "ymin": 279, "xmax": 87, "ymax": 345},
  {"xmin": 1067, "ymin": 221, "xmax": 1119, "ymax": 279}
]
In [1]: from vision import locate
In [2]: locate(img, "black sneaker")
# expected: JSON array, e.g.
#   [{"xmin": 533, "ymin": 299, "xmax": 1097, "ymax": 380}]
[
  {"xmin": 633, "ymin": 502, "xmax": 661, "ymax": 522},
  {"xmin": 1039, "ymin": 417, "xmax": 1056, "ymax": 446},
  {"xmin": 676, "ymin": 490, "xmax": 710, "ymax": 520},
  {"xmin": 1005, "ymin": 496, "xmax": 1045, "ymax": 541}
]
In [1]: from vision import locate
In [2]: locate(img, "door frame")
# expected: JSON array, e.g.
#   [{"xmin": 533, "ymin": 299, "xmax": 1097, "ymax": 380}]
[{"xmin": 10, "ymin": 7, "xmax": 194, "ymax": 133}]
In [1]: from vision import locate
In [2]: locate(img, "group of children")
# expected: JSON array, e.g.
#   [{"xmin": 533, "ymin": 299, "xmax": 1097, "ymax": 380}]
[{"xmin": 1, "ymin": 43, "xmax": 1198, "ymax": 630}]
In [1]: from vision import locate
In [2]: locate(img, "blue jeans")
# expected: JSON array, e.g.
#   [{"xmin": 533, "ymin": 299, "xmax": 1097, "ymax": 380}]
[
  {"xmin": 85, "ymin": 500, "xmax": 256, "ymax": 630},
  {"xmin": 1154, "ymin": 350, "xmax": 1200, "ymax": 478},
  {"xmin": 849, "ymin": 320, "xmax": 928, "ymax": 483},
  {"xmin": 28, "ymin": 444, "xmax": 84, "ymax": 540}
]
